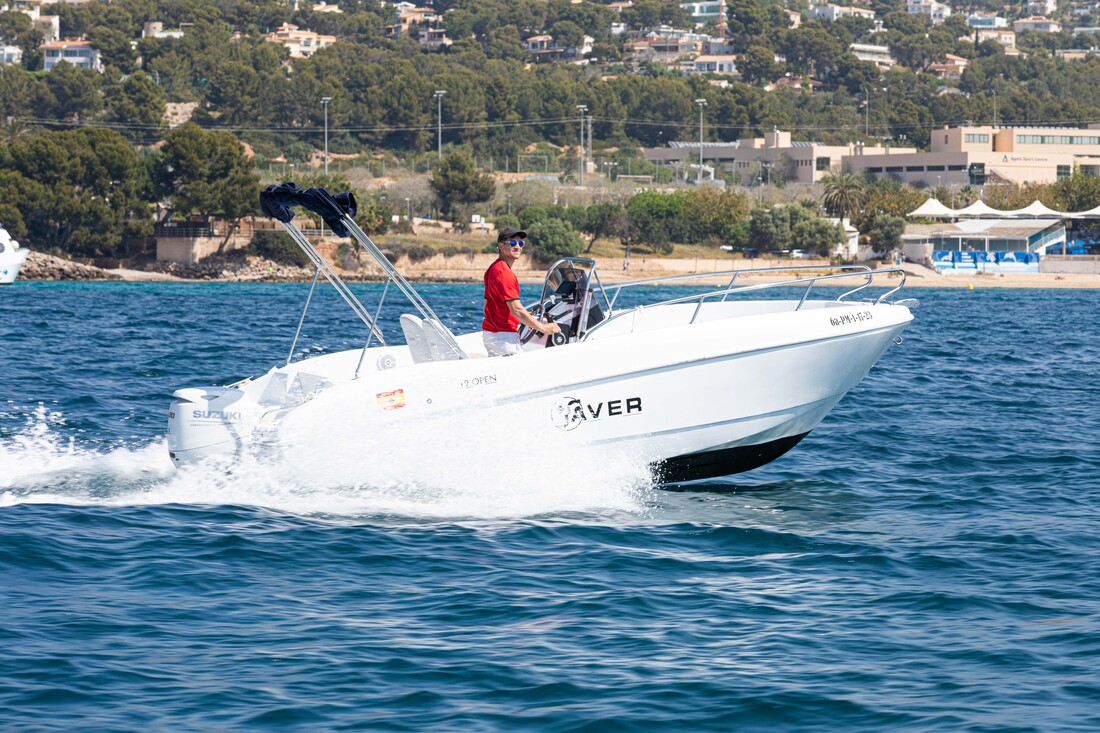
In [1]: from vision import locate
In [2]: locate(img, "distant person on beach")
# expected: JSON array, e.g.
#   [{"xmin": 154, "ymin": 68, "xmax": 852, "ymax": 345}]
[{"xmin": 482, "ymin": 227, "xmax": 560, "ymax": 357}]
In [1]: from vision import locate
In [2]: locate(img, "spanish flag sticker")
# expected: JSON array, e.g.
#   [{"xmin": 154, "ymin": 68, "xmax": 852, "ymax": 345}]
[{"xmin": 376, "ymin": 389, "xmax": 406, "ymax": 411}]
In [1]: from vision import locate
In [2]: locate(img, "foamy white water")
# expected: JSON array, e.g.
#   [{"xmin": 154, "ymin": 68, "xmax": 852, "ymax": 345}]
[{"xmin": 1, "ymin": 406, "xmax": 653, "ymax": 518}]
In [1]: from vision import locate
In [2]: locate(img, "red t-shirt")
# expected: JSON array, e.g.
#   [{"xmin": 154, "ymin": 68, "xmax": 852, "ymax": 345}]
[{"xmin": 482, "ymin": 258, "xmax": 520, "ymax": 332}]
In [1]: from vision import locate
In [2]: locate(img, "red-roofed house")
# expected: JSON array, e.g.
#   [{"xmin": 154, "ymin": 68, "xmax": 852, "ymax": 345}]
[{"xmin": 41, "ymin": 39, "xmax": 102, "ymax": 72}]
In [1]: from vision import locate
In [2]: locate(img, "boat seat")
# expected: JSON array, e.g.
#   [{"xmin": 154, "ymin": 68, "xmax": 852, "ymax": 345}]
[
  {"xmin": 400, "ymin": 314, "xmax": 434, "ymax": 364},
  {"xmin": 422, "ymin": 318, "xmax": 467, "ymax": 361}
]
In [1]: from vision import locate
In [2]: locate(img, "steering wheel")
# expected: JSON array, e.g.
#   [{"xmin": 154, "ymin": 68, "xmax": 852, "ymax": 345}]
[
  {"xmin": 521, "ymin": 320, "xmax": 571, "ymax": 347},
  {"xmin": 519, "ymin": 296, "xmax": 558, "ymax": 345}
]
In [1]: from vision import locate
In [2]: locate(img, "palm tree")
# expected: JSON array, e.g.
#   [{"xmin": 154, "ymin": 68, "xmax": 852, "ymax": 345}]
[
  {"xmin": 821, "ymin": 172, "xmax": 867, "ymax": 221},
  {"xmin": 2, "ymin": 117, "xmax": 32, "ymax": 144}
]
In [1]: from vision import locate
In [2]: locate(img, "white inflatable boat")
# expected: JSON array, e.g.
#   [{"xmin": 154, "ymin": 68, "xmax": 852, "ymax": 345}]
[{"xmin": 0, "ymin": 226, "xmax": 28, "ymax": 284}]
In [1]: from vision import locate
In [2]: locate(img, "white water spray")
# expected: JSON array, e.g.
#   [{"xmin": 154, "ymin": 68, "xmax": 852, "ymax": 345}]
[{"xmin": 0, "ymin": 405, "xmax": 654, "ymax": 518}]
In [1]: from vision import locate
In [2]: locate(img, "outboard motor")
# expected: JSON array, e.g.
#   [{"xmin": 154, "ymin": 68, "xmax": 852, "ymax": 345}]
[{"xmin": 167, "ymin": 387, "xmax": 260, "ymax": 466}]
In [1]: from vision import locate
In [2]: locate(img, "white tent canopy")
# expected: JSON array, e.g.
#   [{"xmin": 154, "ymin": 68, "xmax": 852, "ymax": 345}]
[
  {"xmin": 909, "ymin": 199, "xmax": 1100, "ymax": 218},
  {"xmin": 954, "ymin": 200, "xmax": 1002, "ymax": 218},
  {"xmin": 908, "ymin": 198, "xmax": 957, "ymax": 218},
  {"xmin": 1001, "ymin": 200, "xmax": 1063, "ymax": 218}
]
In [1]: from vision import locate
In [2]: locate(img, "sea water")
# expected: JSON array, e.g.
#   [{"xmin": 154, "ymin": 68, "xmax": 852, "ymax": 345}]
[{"xmin": 1, "ymin": 282, "xmax": 1098, "ymax": 731}]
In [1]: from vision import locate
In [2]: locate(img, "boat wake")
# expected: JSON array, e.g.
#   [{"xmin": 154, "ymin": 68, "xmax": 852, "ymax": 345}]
[{"xmin": 0, "ymin": 406, "xmax": 654, "ymax": 518}]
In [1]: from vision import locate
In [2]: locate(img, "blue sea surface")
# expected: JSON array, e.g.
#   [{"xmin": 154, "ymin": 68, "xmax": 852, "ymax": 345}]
[{"xmin": 1, "ymin": 281, "xmax": 1099, "ymax": 732}]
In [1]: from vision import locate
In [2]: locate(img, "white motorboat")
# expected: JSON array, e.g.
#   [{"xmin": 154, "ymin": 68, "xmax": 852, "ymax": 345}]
[
  {"xmin": 0, "ymin": 226, "xmax": 28, "ymax": 285},
  {"xmin": 167, "ymin": 185, "xmax": 914, "ymax": 483}
]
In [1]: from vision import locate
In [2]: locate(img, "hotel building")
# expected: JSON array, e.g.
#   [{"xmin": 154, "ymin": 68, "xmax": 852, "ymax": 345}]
[
  {"xmin": 644, "ymin": 126, "xmax": 1100, "ymax": 186},
  {"xmin": 844, "ymin": 125, "xmax": 1100, "ymax": 186},
  {"xmin": 643, "ymin": 130, "xmax": 897, "ymax": 184}
]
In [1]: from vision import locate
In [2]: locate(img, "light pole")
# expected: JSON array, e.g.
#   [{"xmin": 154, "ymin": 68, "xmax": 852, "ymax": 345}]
[
  {"xmin": 989, "ymin": 88, "xmax": 997, "ymax": 129},
  {"xmin": 576, "ymin": 104, "xmax": 587, "ymax": 185},
  {"xmin": 321, "ymin": 96, "xmax": 332, "ymax": 176},
  {"xmin": 434, "ymin": 90, "xmax": 446, "ymax": 159},
  {"xmin": 695, "ymin": 98, "xmax": 707, "ymax": 184},
  {"xmin": 863, "ymin": 86, "xmax": 870, "ymax": 136},
  {"xmin": 862, "ymin": 87, "xmax": 888, "ymax": 137},
  {"xmin": 761, "ymin": 161, "xmax": 773, "ymax": 187},
  {"xmin": 405, "ymin": 196, "xmax": 411, "ymax": 221}
]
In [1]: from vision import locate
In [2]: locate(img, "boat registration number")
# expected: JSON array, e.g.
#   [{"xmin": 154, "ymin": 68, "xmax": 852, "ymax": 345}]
[{"xmin": 829, "ymin": 310, "xmax": 873, "ymax": 327}]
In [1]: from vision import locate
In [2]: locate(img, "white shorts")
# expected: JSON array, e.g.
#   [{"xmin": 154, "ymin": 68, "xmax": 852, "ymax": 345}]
[{"xmin": 482, "ymin": 330, "xmax": 521, "ymax": 357}]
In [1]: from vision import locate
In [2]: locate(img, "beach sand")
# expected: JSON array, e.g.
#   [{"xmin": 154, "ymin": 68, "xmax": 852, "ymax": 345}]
[
  {"xmin": 93, "ymin": 256, "xmax": 1100, "ymax": 289},
  {"xmin": 398, "ymin": 256, "xmax": 1100, "ymax": 290}
]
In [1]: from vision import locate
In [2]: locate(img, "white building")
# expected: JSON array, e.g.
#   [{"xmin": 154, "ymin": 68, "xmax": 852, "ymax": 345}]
[
  {"xmin": 643, "ymin": 129, "xmax": 897, "ymax": 184},
  {"xmin": 142, "ymin": 21, "xmax": 187, "ymax": 39},
  {"xmin": 968, "ymin": 28, "xmax": 1017, "ymax": 47},
  {"xmin": 264, "ymin": 23, "xmax": 336, "ymax": 59},
  {"xmin": 418, "ymin": 26, "xmax": 452, "ymax": 50},
  {"xmin": 849, "ymin": 43, "xmax": 896, "ymax": 69},
  {"xmin": 691, "ymin": 54, "xmax": 738, "ymax": 75},
  {"xmin": 41, "ymin": 39, "xmax": 102, "ymax": 72},
  {"xmin": 1055, "ymin": 48, "xmax": 1098, "ymax": 60},
  {"xmin": 967, "ymin": 13, "xmax": 1008, "ymax": 28},
  {"xmin": 1025, "ymin": 0, "xmax": 1057, "ymax": 15},
  {"xmin": 1, "ymin": 45, "xmax": 21, "ymax": 65},
  {"xmin": 33, "ymin": 14, "xmax": 57, "ymax": 42},
  {"xmin": 807, "ymin": 4, "xmax": 876, "ymax": 22},
  {"xmin": 828, "ymin": 218, "xmax": 860, "ymax": 260},
  {"xmin": 907, "ymin": 0, "xmax": 951, "ymax": 24},
  {"xmin": 680, "ymin": 1, "xmax": 724, "ymax": 25},
  {"xmin": 1013, "ymin": 16, "xmax": 1063, "ymax": 33},
  {"xmin": 845, "ymin": 125, "xmax": 1100, "ymax": 186}
]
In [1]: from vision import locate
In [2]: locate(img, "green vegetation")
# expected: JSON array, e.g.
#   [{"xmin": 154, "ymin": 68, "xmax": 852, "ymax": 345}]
[
  {"xmin": 749, "ymin": 202, "xmax": 845, "ymax": 257},
  {"xmin": 250, "ymin": 229, "xmax": 309, "ymax": 267},
  {"xmin": 2, "ymin": 0, "xmax": 1100, "ymax": 262},
  {"xmin": 429, "ymin": 150, "xmax": 495, "ymax": 227},
  {"xmin": 527, "ymin": 217, "xmax": 584, "ymax": 263}
]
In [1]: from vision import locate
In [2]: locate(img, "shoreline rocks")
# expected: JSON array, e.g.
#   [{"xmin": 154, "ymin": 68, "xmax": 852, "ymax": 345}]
[
  {"xmin": 21, "ymin": 251, "xmax": 121, "ymax": 281},
  {"xmin": 18, "ymin": 250, "xmax": 1100, "ymax": 289}
]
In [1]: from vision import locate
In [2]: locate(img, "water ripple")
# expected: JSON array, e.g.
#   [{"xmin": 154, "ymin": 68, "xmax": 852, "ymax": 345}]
[{"xmin": 1, "ymin": 284, "xmax": 1099, "ymax": 730}]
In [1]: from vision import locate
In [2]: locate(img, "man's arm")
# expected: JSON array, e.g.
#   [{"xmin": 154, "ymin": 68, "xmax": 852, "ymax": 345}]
[{"xmin": 507, "ymin": 299, "xmax": 561, "ymax": 335}]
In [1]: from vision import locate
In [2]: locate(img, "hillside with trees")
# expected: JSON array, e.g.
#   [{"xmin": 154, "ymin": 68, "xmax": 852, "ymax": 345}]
[{"xmin": 0, "ymin": 0, "xmax": 1099, "ymax": 260}]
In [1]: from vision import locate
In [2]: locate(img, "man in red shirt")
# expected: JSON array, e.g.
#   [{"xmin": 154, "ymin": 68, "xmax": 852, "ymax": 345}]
[{"xmin": 482, "ymin": 227, "xmax": 561, "ymax": 356}]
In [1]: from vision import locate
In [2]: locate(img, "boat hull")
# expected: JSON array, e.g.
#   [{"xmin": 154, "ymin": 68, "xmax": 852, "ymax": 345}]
[
  {"xmin": 168, "ymin": 301, "xmax": 912, "ymax": 481},
  {"xmin": 0, "ymin": 247, "xmax": 28, "ymax": 285},
  {"xmin": 655, "ymin": 432, "xmax": 810, "ymax": 483}
]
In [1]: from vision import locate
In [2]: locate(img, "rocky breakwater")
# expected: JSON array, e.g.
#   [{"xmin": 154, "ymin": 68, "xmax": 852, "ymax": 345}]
[
  {"xmin": 21, "ymin": 251, "xmax": 120, "ymax": 280},
  {"xmin": 141, "ymin": 254, "xmax": 316, "ymax": 281}
]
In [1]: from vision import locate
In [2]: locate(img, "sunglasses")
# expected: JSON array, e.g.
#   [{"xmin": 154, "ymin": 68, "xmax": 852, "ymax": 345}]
[{"xmin": 502, "ymin": 239, "xmax": 525, "ymax": 248}]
